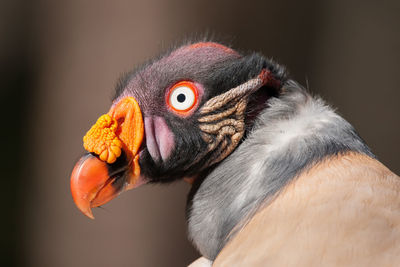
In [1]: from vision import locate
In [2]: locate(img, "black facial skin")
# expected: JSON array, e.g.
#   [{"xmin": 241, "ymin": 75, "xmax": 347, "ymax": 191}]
[{"xmin": 112, "ymin": 43, "xmax": 287, "ymax": 184}]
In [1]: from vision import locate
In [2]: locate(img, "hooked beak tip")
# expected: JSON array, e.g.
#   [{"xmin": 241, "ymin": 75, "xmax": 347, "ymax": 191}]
[
  {"xmin": 70, "ymin": 153, "xmax": 109, "ymax": 219},
  {"xmin": 75, "ymin": 198, "xmax": 95, "ymax": 219},
  {"xmin": 70, "ymin": 152, "xmax": 146, "ymax": 219}
]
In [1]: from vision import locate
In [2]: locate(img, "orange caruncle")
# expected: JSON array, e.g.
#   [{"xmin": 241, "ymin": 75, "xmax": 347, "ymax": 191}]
[{"xmin": 83, "ymin": 114, "xmax": 123, "ymax": 164}]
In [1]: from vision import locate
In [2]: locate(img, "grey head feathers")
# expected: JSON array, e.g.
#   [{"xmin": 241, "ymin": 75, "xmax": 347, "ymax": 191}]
[{"xmin": 187, "ymin": 80, "xmax": 374, "ymax": 260}]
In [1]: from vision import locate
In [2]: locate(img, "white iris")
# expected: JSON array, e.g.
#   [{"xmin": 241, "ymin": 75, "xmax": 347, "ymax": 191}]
[{"xmin": 169, "ymin": 86, "xmax": 196, "ymax": 111}]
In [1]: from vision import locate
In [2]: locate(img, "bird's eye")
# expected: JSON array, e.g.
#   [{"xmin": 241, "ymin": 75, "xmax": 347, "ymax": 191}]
[{"xmin": 167, "ymin": 81, "xmax": 198, "ymax": 115}]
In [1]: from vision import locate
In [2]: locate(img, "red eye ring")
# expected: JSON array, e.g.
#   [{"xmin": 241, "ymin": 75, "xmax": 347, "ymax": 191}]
[{"xmin": 166, "ymin": 81, "xmax": 199, "ymax": 116}]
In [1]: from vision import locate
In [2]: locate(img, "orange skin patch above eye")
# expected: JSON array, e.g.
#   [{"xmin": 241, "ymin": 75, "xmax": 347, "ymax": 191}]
[
  {"xmin": 166, "ymin": 81, "xmax": 199, "ymax": 116},
  {"xmin": 187, "ymin": 42, "xmax": 239, "ymax": 56}
]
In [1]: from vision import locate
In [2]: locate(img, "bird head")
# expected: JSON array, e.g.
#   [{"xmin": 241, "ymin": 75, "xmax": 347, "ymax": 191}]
[{"xmin": 70, "ymin": 42, "xmax": 286, "ymax": 218}]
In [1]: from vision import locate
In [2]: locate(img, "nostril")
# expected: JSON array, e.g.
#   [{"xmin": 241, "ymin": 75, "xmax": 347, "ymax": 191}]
[
  {"xmin": 116, "ymin": 117, "xmax": 125, "ymax": 136},
  {"xmin": 117, "ymin": 117, "xmax": 125, "ymax": 125}
]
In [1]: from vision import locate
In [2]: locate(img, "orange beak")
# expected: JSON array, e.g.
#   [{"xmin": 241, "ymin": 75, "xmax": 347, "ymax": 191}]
[{"xmin": 70, "ymin": 97, "xmax": 144, "ymax": 219}]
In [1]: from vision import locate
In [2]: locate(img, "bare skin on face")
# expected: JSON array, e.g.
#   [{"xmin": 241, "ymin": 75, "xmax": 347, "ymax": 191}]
[{"xmin": 213, "ymin": 153, "xmax": 400, "ymax": 267}]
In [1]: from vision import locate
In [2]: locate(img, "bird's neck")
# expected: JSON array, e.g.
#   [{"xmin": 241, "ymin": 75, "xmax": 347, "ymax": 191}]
[{"xmin": 187, "ymin": 81, "xmax": 374, "ymax": 260}]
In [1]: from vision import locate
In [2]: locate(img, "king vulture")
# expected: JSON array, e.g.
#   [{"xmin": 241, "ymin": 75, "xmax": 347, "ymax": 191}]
[{"xmin": 70, "ymin": 42, "xmax": 400, "ymax": 266}]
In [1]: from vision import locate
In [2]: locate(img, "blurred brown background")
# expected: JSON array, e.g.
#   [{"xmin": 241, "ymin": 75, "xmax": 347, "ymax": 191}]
[{"xmin": 1, "ymin": 0, "xmax": 399, "ymax": 266}]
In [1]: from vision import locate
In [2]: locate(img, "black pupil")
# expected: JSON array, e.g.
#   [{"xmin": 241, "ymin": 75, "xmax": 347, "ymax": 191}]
[{"xmin": 177, "ymin": 93, "xmax": 186, "ymax": 103}]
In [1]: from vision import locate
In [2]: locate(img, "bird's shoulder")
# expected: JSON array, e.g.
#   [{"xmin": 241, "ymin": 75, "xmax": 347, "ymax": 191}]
[{"xmin": 213, "ymin": 152, "xmax": 400, "ymax": 267}]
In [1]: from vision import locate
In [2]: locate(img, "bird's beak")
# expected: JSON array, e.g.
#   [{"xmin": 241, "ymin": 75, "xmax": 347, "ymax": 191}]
[{"xmin": 70, "ymin": 97, "xmax": 145, "ymax": 219}]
